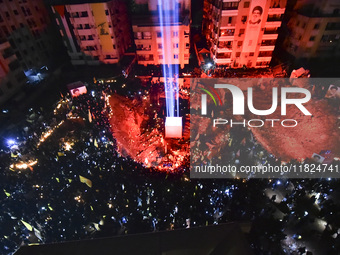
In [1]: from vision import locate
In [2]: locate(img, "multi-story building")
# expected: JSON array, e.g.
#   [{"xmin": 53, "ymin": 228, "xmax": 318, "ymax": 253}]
[
  {"xmin": 203, "ymin": 0, "xmax": 287, "ymax": 68},
  {"xmin": 0, "ymin": 0, "xmax": 67, "ymax": 106},
  {"xmin": 283, "ymin": 0, "xmax": 340, "ymax": 60},
  {"xmin": 0, "ymin": 0, "xmax": 61, "ymax": 71},
  {"xmin": 132, "ymin": 0, "xmax": 191, "ymax": 69},
  {"xmin": 0, "ymin": 37, "xmax": 26, "ymax": 105},
  {"xmin": 50, "ymin": 0, "xmax": 131, "ymax": 65}
]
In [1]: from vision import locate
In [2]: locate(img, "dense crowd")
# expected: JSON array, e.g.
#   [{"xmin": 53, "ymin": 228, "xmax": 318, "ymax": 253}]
[{"xmin": 0, "ymin": 78, "xmax": 339, "ymax": 255}]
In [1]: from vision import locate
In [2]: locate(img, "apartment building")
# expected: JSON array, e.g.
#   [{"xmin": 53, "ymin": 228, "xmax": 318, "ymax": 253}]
[
  {"xmin": 0, "ymin": 37, "xmax": 26, "ymax": 105},
  {"xmin": 50, "ymin": 0, "xmax": 131, "ymax": 65},
  {"xmin": 0, "ymin": 0, "xmax": 57, "ymax": 105},
  {"xmin": 203, "ymin": 0, "xmax": 287, "ymax": 68},
  {"xmin": 0, "ymin": 0, "xmax": 59, "ymax": 71},
  {"xmin": 284, "ymin": 0, "xmax": 340, "ymax": 60},
  {"xmin": 132, "ymin": 0, "xmax": 191, "ymax": 69}
]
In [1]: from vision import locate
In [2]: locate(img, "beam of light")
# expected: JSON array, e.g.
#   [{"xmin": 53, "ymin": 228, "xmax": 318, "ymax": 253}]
[{"xmin": 157, "ymin": 0, "xmax": 180, "ymax": 118}]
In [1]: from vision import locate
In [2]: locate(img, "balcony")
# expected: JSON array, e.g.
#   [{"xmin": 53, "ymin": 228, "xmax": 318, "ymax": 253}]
[
  {"xmin": 216, "ymin": 53, "xmax": 231, "ymax": 59},
  {"xmin": 219, "ymin": 29, "xmax": 235, "ymax": 37},
  {"xmin": 258, "ymin": 51, "xmax": 273, "ymax": 57},
  {"xmin": 214, "ymin": 58, "xmax": 232, "ymax": 64},
  {"xmin": 221, "ymin": 9, "xmax": 238, "ymax": 16},
  {"xmin": 262, "ymin": 34, "xmax": 278, "ymax": 40},
  {"xmin": 136, "ymin": 46, "xmax": 151, "ymax": 51},
  {"xmin": 259, "ymin": 45, "xmax": 275, "ymax": 51},
  {"xmin": 268, "ymin": 8, "xmax": 285, "ymax": 15},
  {"xmin": 265, "ymin": 21, "xmax": 282, "ymax": 28},
  {"xmin": 267, "ymin": 15, "xmax": 283, "ymax": 22},
  {"xmin": 264, "ymin": 29, "xmax": 278, "ymax": 34},
  {"xmin": 137, "ymin": 54, "xmax": 154, "ymax": 61},
  {"xmin": 257, "ymin": 56, "xmax": 272, "ymax": 62}
]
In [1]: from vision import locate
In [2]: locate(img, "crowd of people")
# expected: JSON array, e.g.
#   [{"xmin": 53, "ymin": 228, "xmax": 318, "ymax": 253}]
[{"xmin": 0, "ymin": 76, "xmax": 339, "ymax": 255}]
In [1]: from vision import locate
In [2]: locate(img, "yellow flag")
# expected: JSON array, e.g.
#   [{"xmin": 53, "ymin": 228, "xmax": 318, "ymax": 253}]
[
  {"xmin": 79, "ymin": 175, "xmax": 92, "ymax": 188},
  {"xmin": 58, "ymin": 152, "xmax": 65, "ymax": 157},
  {"xmin": 4, "ymin": 189, "xmax": 10, "ymax": 197},
  {"xmin": 88, "ymin": 109, "xmax": 92, "ymax": 123},
  {"xmin": 21, "ymin": 220, "xmax": 33, "ymax": 231},
  {"xmin": 94, "ymin": 139, "xmax": 98, "ymax": 148}
]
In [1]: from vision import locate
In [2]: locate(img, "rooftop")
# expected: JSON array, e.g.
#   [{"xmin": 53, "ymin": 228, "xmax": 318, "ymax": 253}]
[{"xmin": 15, "ymin": 223, "xmax": 253, "ymax": 255}]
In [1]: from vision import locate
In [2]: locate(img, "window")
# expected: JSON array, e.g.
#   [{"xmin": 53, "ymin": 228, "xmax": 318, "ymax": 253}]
[
  {"xmin": 157, "ymin": 32, "xmax": 162, "ymax": 38},
  {"xmin": 241, "ymin": 16, "xmax": 247, "ymax": 23},
  {"xmin": 143, "ymin": 32, "xmax": 151, "ymax": 39},
  {"xmin": 309, "ymin": 36, "xmax": 315, "ymax": 41},
  {"xmin": 134, "ymin": 32, "xmax": 142, "ymax": 39},
  {"xmin": 186, "ymin": 43, "xmax": 190, "ymax": 49},
  {"xmin": 302, "ymin": 23, "xmax": 306, "ymax": 28},
  {"xmin": 237, "ymin": 41, "xmax": 243, "ymax": 47},
  {"xmin": 249, "ymin": 52, "xmax": 254, "ymax": 56},
  {"xmin": 13, "ymin": 10, "xmax": 19, "ymax": 15},
  {"xmin": 228, "ymin": 17, "xmax": 232, "ymax": 23},
  {"xmin": 173, "ymin": 31, "xmax": 178, "ymax": 37},
  {"xmin": 314, "ymin": 23, "xmax": 320, "ymax": 29},
  {"xmin": 159, "ymin": 55, "xmax": 163, "ymax": 60},
  {"xmin": 105, "ymin": 10, "xmax": 109, "ymax": 15},
  {"xmin": 239, "ymin": 29, "xmax": 245, "ymax": 35},
  {"xmin": 244, "ymin": 1, "xmax": 250, "ymax": 8},
  {"xmin": 158, "ymin": 43, "xmax": 162, "ymax": 49},
  {"xmin": 81, "ymin": 11, "xmax": 88, "ymax": 17},
  {"xmin": 174, "ymin": 54, "xmax": 178, "ymax": 59},
  {"xmin": 216, "ymin": 52, "xmax": 231, "ymax": 58},
  {"xmin": 222, "ymin": 2, "xmax": 239, "ymax": 10},
  {"xmin": 236, "ymin": 52, "xmax": 241, "ymax": 57},
  {"xmin": 173, "ymin": 43, "xmax": 179, "ymax": 48}
]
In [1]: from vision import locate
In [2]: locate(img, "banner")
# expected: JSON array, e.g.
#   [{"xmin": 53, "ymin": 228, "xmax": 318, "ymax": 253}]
[{"xmin": 242, "ymin": 0, "xmax": 266, "ymax": 53}]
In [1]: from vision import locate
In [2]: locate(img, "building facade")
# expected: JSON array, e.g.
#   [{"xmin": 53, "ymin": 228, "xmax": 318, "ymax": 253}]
[
  {"xmin": 0, "ymin": 0, "xmax": 61, "ymax": 71},
  {"xmin": 283, "ymin": 0, "xmax": 340, "ymax": 60},
  {"xmin": 51, "ymin": 0, "xmax": 131, "ymax": 65},
  {"xmin": 132, "ymin": 0, "xmax": 191, "ymax": 69},
  {"xmin": 203, "ymin": 0, "xmax": 287, "ymax": 68},
  {"xmin": 0, "ymin": 37, "xmax": 26, "ymax": 105},
  {"xmin": 0, "ymin": 0, "xmax": 61, "ymax": 105}
]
